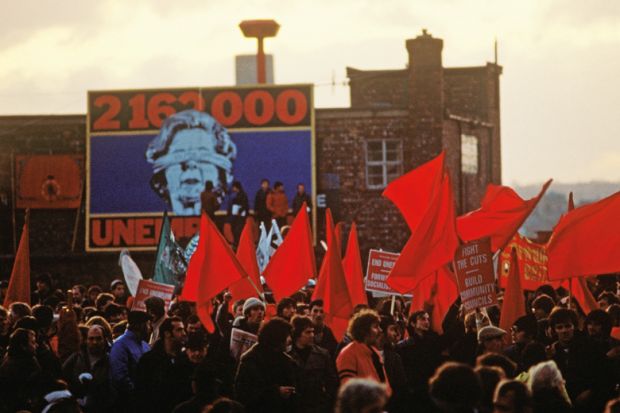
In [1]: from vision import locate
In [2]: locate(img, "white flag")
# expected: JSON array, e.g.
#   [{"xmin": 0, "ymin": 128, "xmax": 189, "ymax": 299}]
[{"xmin": 119, "ymin": 248, "xmax": 143, "ymax": 296}]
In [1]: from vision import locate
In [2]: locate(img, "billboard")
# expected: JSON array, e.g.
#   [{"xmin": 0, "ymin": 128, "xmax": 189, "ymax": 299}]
[{"xmin": 87, "ymin": 85, "xmax": 314, "ymax": 251}]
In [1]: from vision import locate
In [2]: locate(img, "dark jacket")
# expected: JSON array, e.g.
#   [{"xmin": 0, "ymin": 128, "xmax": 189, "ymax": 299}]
[
  {"xmin": 135, "ymin": 340, "xmax": 188, "ymax": 413},
  {"xmin": 235, "ymin": 343, "xmax": 299, "ymax": 413},
  {"xmin": 228, "ymin": 190, "xmax": 249, "ymax": 220},
  {"xmin": 200, "ymin": 190, "xmax": 220, "ymax": 219},
  {"xmin": 288, "ymin": 344, "xmax": 338, "ymax": 413},
  {"xmin": 383, "ymin": 347, "xmax": 409, "ymax": 413},
  {"xmin": 397, "ymin": 331, "xmax": 444, "ymax": 395},
  {"xmin": 551, "ymin": 334, "xmax": 614, "ymax": 411},
  {"xmin": 314, "ymin": 324, "xmax": 338, "ymax": 357},
  {"xmin": 292, "ymin": 192, "xmax": 312, "ymax": 216},
  {"xmin": 61, "ymin": 347, "xmax": 112, "ymax": 413},
  {"xmin": 0, "ymin": 353, "xmax": 42, "ymax": 412},
  {"xmin": 254, "ymin": 188, "xmax": 271, "ymax": 223}
]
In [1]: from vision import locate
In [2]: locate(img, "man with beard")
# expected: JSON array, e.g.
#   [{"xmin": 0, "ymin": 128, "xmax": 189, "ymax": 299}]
[
  {"xmin": 336, "ymin": 309, "xmax": 391, "ymax": 396},
  {"xmin": 136, "ymin": 316, "xmax": 188, "ymax": 413},
  {"xmin": 62, "ymin": 325, "xmax": 112, "ymax": 412},
  {"xmin": 146, "ymin": 110, "xmax": 237, "ymax": 216}
]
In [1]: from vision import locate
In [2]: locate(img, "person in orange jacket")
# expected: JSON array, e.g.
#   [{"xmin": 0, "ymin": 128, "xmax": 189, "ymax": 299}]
[{"xmin": 266, "ymin": 181, "xmax": 289, "ymax": 228}]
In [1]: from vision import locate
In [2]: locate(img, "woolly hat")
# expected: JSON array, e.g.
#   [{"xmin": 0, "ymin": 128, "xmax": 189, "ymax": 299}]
[{"xmin": 243, "ymin": 297, "xmax": 265, "ymax": 315}]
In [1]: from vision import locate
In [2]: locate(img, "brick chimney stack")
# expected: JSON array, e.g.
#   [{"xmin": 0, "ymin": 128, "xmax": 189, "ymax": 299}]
[{"xmin": 406, "ymin": 29, "xmax": 445, "ymax": 164}]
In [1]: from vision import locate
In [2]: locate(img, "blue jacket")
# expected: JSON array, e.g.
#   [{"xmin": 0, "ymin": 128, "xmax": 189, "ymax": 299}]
[{"xmin": 109, "ymin": 329, "xmax": 150, "ymax": 395}]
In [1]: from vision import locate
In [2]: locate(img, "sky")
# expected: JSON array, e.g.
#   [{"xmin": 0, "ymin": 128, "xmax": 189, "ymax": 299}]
[{"xmin": 0, "ymin": 0, "xmax": 619, "ymax": 186}]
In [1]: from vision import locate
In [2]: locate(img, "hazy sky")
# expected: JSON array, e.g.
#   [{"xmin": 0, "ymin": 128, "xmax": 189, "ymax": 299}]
[{"xmin": 1, "ymin": 0, "xmax": 619, "ymax": 185}]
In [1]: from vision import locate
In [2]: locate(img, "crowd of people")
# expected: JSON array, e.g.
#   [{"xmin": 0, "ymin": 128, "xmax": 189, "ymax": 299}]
[
  {"xmin": 200, "ymin": 178, "xmax": 312, "ymax": 245},
  {"xmin": 0, "ymin": 269, "xmax": 619, "ymax": 413}
]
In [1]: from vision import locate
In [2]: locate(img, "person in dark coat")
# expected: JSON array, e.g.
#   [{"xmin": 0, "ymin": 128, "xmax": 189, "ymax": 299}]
[
  {"xmin": 135, "ymin": 316, "xmax": 188, "ymax": 413},
  {"xmin": 0, "ymin": 328, "xmax": 42, "ymax": 412},
  {"xmin": 254, "ymin": 178, "xmax": 271, "ymax": 228},
  {"xmin": 378, "ymin": 316, "xmax": 408, "ymax": 413},
  {"xmin": 228, "ymin": 181, "xmax": 250, "ymax": 246},
  {"xmin": 109, "ymin": 310, "xmax": 151, "ymax": 412},
  {"xmin": 288, "ymin": 316, "xmax": 338, "ymax": 413},
  {"xmin": 548, "ymin": 307, "xmax": 614, "ymax": 412},
  {"xmin": 61, "ymin": 324, "xmax": 112, "ymax": 412},
  {"xmin": 310, "ymin": 300, "xmax": 338, "ymax": 356},
  {"xmin": 200, "ymin": 180, "xmax": 221, "ymax": 220},
  {"xmin": 397, "ymin": 310, "xmax": 444, "ymax": 410},
  {"xmin": 235, "ymin": 317, "xmax": 299, "ymax": 413},
  {"xmin": 291, "ymin": 183, "xmax": 312, "ymax": 216}
]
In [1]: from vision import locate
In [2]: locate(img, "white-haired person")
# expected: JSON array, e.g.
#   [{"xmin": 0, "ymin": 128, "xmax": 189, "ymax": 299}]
[{"xmin": 526, "ymin": 360, "xmax": 572, "ymax": 412}]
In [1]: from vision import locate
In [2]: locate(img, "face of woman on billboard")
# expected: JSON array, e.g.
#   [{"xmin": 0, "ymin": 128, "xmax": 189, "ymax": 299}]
[{"xmin": 164, "ymin": 128, "xmax": 219, "ymax": 215}]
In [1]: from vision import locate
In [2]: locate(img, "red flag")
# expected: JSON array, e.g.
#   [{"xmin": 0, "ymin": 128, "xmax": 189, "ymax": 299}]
[
  {"xmin": 313, "ymin": 213, "xmax": 352, "ymax": 340},
  {"xmin": 548, "ymin": 191, "xmax": 620, "ymax": 279},
  {"xmin": 457, "ymin": 180, "xmax": 552, "ymax": 252},
  {"xmin": 410, "ymin": 266, "xmax": 458, "ymax": 334},
  {"xmin": 387, "ymin": 173, "xmax": 459, "ymax": 294},
  {"xmin": 313, "ymin": 209, "xmax": 337, "ymax": 301},
  {"xmin": 564, "ymin": 192, "xmax": 598, "ymax": 314},
  {"xmin": 263, "ymin": 203, "xmax": 317, "ymax": 300},
  {"xmin": 183, "ymin": 213, "xmax": 247, "ymax": 332},
  {"xmin": 499, "ymin": 248, "xmax": 526, "ymax": 342},
  {"xmin": 571, "ymin": 277, "xmax": 598, "ymax": 315},
  {"xmin": 342, "ymin": 222, "xmax": 368, "ymax": 306},
  {"xmin": 229, "ymin": 217, "xmax": 263, "ymax": 300},
  {"xmin": 383, "ymin": 151, "xmax": 445, "ymax": 231},
  {"xmin": 4, "ymin": 217, "xmax": 30, "ymax": 307}
]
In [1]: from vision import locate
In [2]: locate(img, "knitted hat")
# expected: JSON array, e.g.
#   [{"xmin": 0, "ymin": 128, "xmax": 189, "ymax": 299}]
[{"xmin": 243, "ymin": 297, "xmax": 265, "ymax": 315}]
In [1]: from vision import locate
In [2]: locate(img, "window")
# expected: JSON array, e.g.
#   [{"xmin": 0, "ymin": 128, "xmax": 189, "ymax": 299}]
[
  {"xmin": 461, "ymin": 134, "xmax": 479, "ymax": 174},
  {"xmin": 365, "ymin": 139, "xmax": 403, "ymax": 189}
]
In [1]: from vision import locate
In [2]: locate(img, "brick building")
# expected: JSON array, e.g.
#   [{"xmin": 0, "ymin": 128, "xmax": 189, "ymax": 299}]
[{"xmin": 0, "ymin": 30, "xmax": 501, "ymax": 286}]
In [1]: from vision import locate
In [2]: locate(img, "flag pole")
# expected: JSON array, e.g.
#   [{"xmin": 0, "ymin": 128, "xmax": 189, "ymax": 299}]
[{"xmin": 11, "ymin": 152, "xmax": 17, "ymax": 253}]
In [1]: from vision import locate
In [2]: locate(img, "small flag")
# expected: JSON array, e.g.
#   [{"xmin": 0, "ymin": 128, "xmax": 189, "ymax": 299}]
[
  {"xmin": 119, "ymin": 249, "xmax": 143, "ymax": 297},
  {"xmin": 153, "ymin": 211, "xmax": 186, "ymax": 286}
]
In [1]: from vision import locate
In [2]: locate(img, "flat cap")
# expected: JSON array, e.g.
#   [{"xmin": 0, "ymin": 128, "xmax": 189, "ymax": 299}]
[{"xmin": 477, "ymin": 325, "xmax": 507, "ymax": 342}]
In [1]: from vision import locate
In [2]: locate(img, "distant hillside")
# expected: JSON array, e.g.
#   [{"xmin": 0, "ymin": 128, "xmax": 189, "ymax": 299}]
[{"xmin": 514, "ymin": 181, "xmax": 619, "ymax": 237}]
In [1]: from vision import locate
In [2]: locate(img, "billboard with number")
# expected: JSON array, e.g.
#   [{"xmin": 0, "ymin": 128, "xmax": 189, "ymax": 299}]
[{"xmin": 87, "ymin": 85, "xmax": 314, "ymax": 251}]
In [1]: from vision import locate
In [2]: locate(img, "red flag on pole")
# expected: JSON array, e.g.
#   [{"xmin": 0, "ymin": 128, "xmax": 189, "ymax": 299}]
[
  {"xmin": 4, "ymin": 214, "xmax": 30, "ymax": 307},
  {"xmin": 229, "ymin": 217, "xmax": 263, "ymax": 300},
  {"xmin": 263, "ymin": 203, "xmax": 316, "ymax": 301},
  {"xmin": 457, "ymin": 180, "xmax": 552, "ymax": 252},
  {"xmin": 548, "ymin": 191, "xmax": 620, "ymax": 279},
  {"xmin": 410, "ymin": 266, "xmax": 458, "ymax": 334},
  {"xmin": 499, "ymin": 248, "xmax": 526, "ymax": 341},
  {"xmin": 387, "ymin": 173, "xmax": 459, "ymax": 294},
  {"xmin": 383, "ymin": 151, "xmax": 445, "ymax": 231},
  {"xmin": 571, "ymin": 277, "xmax": 598, "ymax": 315},
  {"xmin": 182, "ymin": 213, "xmax": 247, "ymax": 332},
  {"xmin": 313, "ymin": 209, "xmax": 337, "ymax": 302},
  {"xmin": 342, "ymin": 222, "xmax": 368, "ymax": 306},
  {"xmin": 563, "ymin": 192, "xmax": 598, "ymax": 314},
  {"xmin": 313, "ymin": 212, "xmax": 352, "ymax": 340}
]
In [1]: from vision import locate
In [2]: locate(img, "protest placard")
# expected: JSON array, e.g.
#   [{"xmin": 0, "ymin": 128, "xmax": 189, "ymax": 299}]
[
  {"xmin": 230, "ymin": 327, "xmax": 258, "ymax": 361},
  {"xmin": 365, "ymin": 249, "xmax": 412, "ymax": 297},
  {"xmin": 131, "ymin": 279, "xmax": 175, "ymax": 311},
  {"xmin": 453, "ymin": 238, "xmax": 497, "ymax": 312}
]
